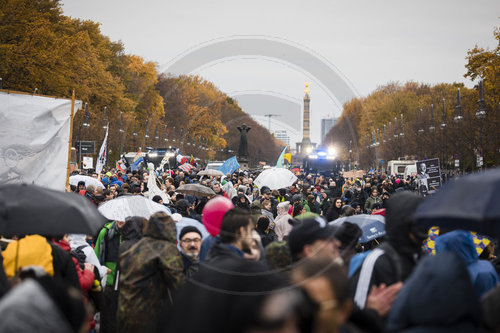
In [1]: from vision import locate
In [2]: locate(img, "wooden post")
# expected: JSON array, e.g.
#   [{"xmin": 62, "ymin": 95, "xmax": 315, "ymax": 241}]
[{"xmin": 66, "ymin": 90, "xmax": 76, "ymax": 187}]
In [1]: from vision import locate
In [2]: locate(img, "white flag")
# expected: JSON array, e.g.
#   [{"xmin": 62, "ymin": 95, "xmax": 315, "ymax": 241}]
[
  {"xmin": 147, "ymin": 163, "xmax": 169, "ymax": 203},
  {"xmin": 95, "ymin": 126, "xmax": 108, "ymax": 175},
  {"xmin": 0, "ymin": 91, "xmax": 81, "ymax": 191}
]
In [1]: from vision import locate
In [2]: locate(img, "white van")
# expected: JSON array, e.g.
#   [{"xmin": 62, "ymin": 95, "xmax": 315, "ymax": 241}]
[
  {"xmin": 386, "ymin": 159, "xmax": 416, "ymax": 176},
  {"xmin": 205, "ymin": 161, "xmax": 224, "ymax": 170},
  {"xmin": 404, "ymin": 165, "xmax": 417, "ymax": 178}
]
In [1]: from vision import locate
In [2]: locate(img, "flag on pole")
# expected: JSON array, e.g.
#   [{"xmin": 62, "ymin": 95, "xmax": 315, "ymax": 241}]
[
  {"xmin": 178, "ymin": 163, "xmax": 195, "ymax": 173},
  {"xmin": 189, "ymin": 155, "xmax": 195, "ymax": 165},
  {"xmin": 95, "ymin": 126, "xmax": 109, "ymax": 175},
  {"xmin": 284, "ymin": 153, "xmax": 291, "ymax": 164},
  {"xmin": 116, "ymin": 160, "xmax": 125, "ymax": 173},
  {"xmin": 131, "ymin": 148, "xmax": 144, "ymax": 171},
  {"xmin": 276, "ymin": 145, "xmax": 288, "ymax": 168},
  {"xmin": 218, "ymin": 156, "xmax": 240, "ymax": 175},
  {"xmin": 0, "ymin": 92, "xmax": 82, "ymax": 191}
]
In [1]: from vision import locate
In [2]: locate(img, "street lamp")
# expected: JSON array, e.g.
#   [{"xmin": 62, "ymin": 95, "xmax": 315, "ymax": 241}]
[
  {"xmin": 429, "ymin": 104, "xmax": 435, "ymax": 132},
  {"xmin": 164, "ymin": 125, "xmax": 168, "ymax": 143},
  {"xmin": 132, "ymin": 117, "xmax": 138, "ymax": 149},
  {"xmin": 418, "ymin": 108, "xmax": 425, "ymax": 135},
  {"xmin": 440, "ymin": 99, "xmax": 447, "ymax": 170},
  {"xmin": 349, "ymin": 139, "xmax": 352, "ymax": 170},
  {"xmin": 119, "ymin": 112, "xmax": 125, "ymax": 157},
  {"xmin": 102, "ymin": 106, "xmax": 108, "ymax": 130},
  {"xmin": 83, "ymin": 103, "xmax": 90, "ymax": 128},
  {"xmin": 475, "ymin": 80, "xmax": 487, "ymax": 119},
  {"xmin": 154, "ymin": 124, "xmax": 159, "ymax": 146},
  {"xmin": 399, "ymin": 113, "xmax": 404, "ymax": 137},
  {"xmin": 475, "ymin": 80, "xmax": 486, "ymax": 170},
  {"xmin": 440, "ymin": 99, "xmax": 447, "ymax": 130},
  {"xmin": 454, "ymin": 88, "xmax": 463, "ymax": 123},
  {"xmin": 454, "ymin": 89, "xmax": 463, "ymax": 171}
]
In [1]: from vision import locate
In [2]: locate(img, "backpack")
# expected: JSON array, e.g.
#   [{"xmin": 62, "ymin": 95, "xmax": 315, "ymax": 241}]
[
  {"xmin": 70, "ymin": 245, "xmax": 87, "ymax": 268},
  {"xmin": 351, "ymin": 242, "xmax": 403, "ymax": 308}
]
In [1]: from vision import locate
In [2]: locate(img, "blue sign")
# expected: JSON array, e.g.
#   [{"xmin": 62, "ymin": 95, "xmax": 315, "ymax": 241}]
[{"xmin": 380, "ymin": 159, "xmax": 384, "ymax": 165}]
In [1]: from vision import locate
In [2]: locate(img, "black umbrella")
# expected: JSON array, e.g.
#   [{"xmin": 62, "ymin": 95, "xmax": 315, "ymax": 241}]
[
  {"xmin": 414, "ymin": 168, "xmax": 500, "ymax": 237},
  {"xmin": 0, "ymin": 184, "xmax": 107, "ymax": 237},
  {"xmin": 176, "ymin": 184, "xmax": 215, "ymax": 197}
]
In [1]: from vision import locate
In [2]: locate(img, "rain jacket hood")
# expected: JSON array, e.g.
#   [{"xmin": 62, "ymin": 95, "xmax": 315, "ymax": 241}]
[
  {"xmin": 68, "ymin": 234, "xmax": 88, "ymax": 249},
  {"xmin": 436, "ymin": 230, "xmax": 499, "ymax": 298},
  {"xmin": 143, "ymin": 215, "xmax": 177, "ymax": 242},
  {"xmin": 121, "ymin": 218, "xmax": 143, "ymax": 241},
  {"xmin": 387, "ymin": 252, "xmax": 483, "ymax": 333},
  {"xmin": 435, "ymin": 230, "xmax": 477, "ymax": 265}
]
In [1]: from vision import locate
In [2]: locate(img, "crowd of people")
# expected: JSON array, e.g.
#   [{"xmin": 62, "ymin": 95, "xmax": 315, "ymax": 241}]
[{"xmin": 0, "ymin": 164, "xmax": 499, "ymax": 333}]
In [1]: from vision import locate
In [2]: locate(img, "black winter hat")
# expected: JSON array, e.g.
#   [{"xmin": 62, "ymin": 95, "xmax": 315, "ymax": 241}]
[
  {"xmin": 176, "ymin": 199, "xmax": 190, "ymax": 212},
  {"xmin": 179, "ymin": 226, "xmax": 202, "ymax": 240},
  {"xmin": 288, "ymin": 218, "xmax": 335, "ymax": 258},
  {"xmin": 261, "ymin": 186, "xmax": 271, "ymax": 195},
  {"xmin": 334, "ymin": 222, "xmax": 362, "ymax": 249}
]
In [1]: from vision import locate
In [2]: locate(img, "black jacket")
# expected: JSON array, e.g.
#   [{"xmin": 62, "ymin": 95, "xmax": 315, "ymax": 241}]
[
  {"xmin": 50, "ymin": 243, "xmax": 80, "ymax": 290},
  {"xmin": 350, "ymin": 192, "xmax": 424, "ymax": 307},
  {"xmin": 165, "ymin": 242, "xmax": 281, "ymax": 333},
  {"xmin": 0, "ymin": 253, "xmax": 10, "ymax": 298}
]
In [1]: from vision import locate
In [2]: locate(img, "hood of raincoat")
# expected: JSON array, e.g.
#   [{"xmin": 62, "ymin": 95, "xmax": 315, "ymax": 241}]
[
  {"xmin": 387, "ymin": 252, "xmax": 482, "ymax": 332},
  {"xmin": 143, "ymin": 215, "xmax": 177, "ymax": 242},
  {"xmin": 435, "ymin": 230, "xmax": 477, "ymax": 266},
  {"xmin": 68, "ymin": 234, "xmax": 88, "ymax": 250},
  {"xmin": 122, "ymin": 216, "xmax": 144, "ymax": 241}
]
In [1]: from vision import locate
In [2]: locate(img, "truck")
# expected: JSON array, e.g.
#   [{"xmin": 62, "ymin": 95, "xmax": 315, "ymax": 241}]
[
  {"xmin": 303, "ymin": 147, "xmax": 342, "ymax": 176},
  {"xmin": 386, "ymin": 159, "xmax": 416, "ymax": 177}
]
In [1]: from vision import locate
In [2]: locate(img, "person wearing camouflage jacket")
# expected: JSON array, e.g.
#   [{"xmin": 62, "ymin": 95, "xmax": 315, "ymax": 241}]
[{"xmin": 117, "ymin": 213, "xmax": 185, "ymax": 333}]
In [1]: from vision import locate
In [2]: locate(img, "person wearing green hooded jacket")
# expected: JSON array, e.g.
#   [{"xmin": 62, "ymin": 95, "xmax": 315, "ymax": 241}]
[{"xmin": 94, "ymin": 220, "xmax": 124, "ymax": 333}]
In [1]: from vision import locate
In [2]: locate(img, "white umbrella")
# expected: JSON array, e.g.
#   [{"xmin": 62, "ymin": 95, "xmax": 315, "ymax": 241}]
[
  {"xmin": 254, "ymin": 168, "xmax": 298, "ymax": 190},
  {"xmin": 98, "ymin": 195, "xmax": 171, "ymax": 221},
  {"xmin": 198, "ymin": 169, "xmax": 224, "ymax": 177},
  {"xmin": 69, "ymin": 175, "xmax": 105, "ymax": 189}
]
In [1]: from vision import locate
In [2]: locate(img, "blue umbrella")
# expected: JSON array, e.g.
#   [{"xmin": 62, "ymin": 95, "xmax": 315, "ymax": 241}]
[
  {"xmin": 414, "ymin": 167, "xmax": 500, "ymax": 237},
  {"xmin": 329, "ymin": 214, "xmax": 385, "ymax": 243},
  {"xmin": 175, "ymin": 217, "xmax": 210, "ymax": 251}
]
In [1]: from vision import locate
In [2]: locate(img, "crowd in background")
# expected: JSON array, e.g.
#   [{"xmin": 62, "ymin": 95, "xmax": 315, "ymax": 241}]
[{"xmin": 0, "ymin": 164, "xmax": 499, "ymax": 333}]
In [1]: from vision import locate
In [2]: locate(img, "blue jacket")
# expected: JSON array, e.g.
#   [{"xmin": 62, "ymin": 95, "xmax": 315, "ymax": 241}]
[
  {"xmin": 387, "ymin": 252, "xmax": 485, "ymax": 333},
  {"xmin": 436, "ymin": 230, "xmax": 499, "ymax": 298}
]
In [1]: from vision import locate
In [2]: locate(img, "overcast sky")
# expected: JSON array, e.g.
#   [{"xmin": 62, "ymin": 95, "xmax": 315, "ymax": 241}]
[{"xmin": 62, "ymin": 0, "xmax": 499, "ymax": 144}]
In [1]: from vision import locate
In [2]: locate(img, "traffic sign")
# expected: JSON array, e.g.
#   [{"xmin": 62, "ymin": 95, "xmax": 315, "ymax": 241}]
[{"xmin": 76, "ymin": 141, "xmax": 95, "ymax": 154}]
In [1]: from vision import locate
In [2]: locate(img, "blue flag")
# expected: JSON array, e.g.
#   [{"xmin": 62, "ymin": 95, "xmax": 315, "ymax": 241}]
[
  {"xmin": 275, "ymin": 145, "xmax": 288, "ymax": 168},
  {"xmin": 218, "ymin": 156, "xmax": 240, "ymax": 175}
]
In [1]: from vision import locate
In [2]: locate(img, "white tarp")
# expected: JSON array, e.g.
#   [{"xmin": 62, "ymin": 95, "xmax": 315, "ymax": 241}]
[{"xmin": 0, "ymin": 91, "xmax": 81, "ymax": 191}]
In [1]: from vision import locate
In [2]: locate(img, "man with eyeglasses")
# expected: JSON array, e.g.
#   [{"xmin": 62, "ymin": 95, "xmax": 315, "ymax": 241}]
[{"xmin": 178, "ymin": 226, "xmax": 202, "ymax": 277}]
